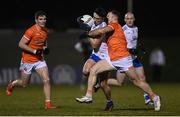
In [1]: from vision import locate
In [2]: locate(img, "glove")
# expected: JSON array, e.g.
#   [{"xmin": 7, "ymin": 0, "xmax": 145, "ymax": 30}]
[
  {"xmin": 77, "ymin": 16, "xmax": 91, "ymax": 32},
  {"xmin": 128, "ymin": 49, "xmax": 138, "ymax": 55},
  {"xmin": 34, "ymin": 49, "xmax": 43, "ymax": 55},
  {"xmin": 77, "ymin": 16, "xmax": 83, "ymax": 23},
  {"xmin": 79, "ymin": 23, "xmax": 91, "ymax": 32},
  {"xmin": 43, "ymin": 47, "xmax": 50, "ymax": 55}
]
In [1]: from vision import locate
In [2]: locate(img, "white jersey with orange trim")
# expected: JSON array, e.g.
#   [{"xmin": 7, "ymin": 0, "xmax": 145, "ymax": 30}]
[{"xmin": 122, "ymin": 24, "xmax": 138, "ymax": 49}]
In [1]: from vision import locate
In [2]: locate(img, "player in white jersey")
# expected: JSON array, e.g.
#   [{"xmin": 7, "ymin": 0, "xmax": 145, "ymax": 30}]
[
  {"xmin": 107, "ymin": 12, "xmax": 153, "ymax": 105},
  {"xmin": 76, "ymin": 8, "xmax": 114, "ymax": 111}
]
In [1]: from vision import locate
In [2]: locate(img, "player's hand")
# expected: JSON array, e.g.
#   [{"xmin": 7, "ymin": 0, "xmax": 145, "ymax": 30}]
[
  {"xmin": 79, "ymin": 23, "xmax": 91, "ymax": 32},
  {"xmin": 34, "ymin": 49, "xmax": 43, "ymax": 55},
  {"xmin": 77, "ymin": 16, "xmax": 91, "ymax": 32},
  {"xmin": 43, "ymin": 47, "xmax": 50, "ymax": 55},
  {"xmin": 128, "ymin": 49, "xmax": 138, "ymax": 55},
  {"xmin": 77, "ymin": 16, "xmax": 83, "ymax": 23}
]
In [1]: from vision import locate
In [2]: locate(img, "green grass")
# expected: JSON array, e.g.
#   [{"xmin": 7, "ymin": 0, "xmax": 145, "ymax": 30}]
[{"xmin": 0, "ymin": 83, "xmax": 180, "ymax": 116}]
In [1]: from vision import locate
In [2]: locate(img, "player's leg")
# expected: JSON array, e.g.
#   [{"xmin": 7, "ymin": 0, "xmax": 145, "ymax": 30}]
[
  {"xmin": 35, "ymin": 62, "xmax": 56, "ymax": 109},
  {"xmin": 6, "ymin": 62, "xmax": 32, "ymax": 96},
  {"xmin": 83, "ymin": 59, "xmax": 96, "ymax": 76},
  {"xmin": 100, "ymin": 73, "xmax": 114, "ymax": 111},
  {"xmin": 135, "ymin": 66, "xmax": 152, "ymax": 105},
  {"xmin": 107, "ymin": 70, "xmax": 126, "ymax": 86},
  {"xmin": 6, "ymin": 72, "xmax": 31, "ymax": 96},
  {"xmin": 76, "ymin": 59, "xmax": 115, "ymax": 103},
  {"xmin": 81, "ymin": 59, "xmax": 96, "ymax": 89},
  {"xmin": 125, "ymin": 67, "xmax": 161, "ymax": 111}
]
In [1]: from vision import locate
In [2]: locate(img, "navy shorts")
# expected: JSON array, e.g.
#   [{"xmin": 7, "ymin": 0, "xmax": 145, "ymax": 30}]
[{"xmin": 133, "ymin": 58, "xmax": 143, "ymax": 68}]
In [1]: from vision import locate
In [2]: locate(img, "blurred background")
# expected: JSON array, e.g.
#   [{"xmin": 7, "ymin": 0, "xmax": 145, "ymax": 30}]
[{"xmin": 0, "ymin": 0, "xmax": 179, "ymax": 85}]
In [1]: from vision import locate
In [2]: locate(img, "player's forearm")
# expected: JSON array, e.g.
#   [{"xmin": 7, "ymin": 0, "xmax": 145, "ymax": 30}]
[
  {"xmin": 18, "ymin": 42, "xmax": 35, "ymax": 54},
  {"xmin": 88, "ymin": 30, "xmax": 102, "ymax": 38},
  {"xmin": 89, "ymin": 38, "xmax": 102, "ymax": 49}
]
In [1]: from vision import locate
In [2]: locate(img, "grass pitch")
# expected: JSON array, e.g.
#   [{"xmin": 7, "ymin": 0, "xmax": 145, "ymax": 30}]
[{"xmin": 0, "ymin": 83, "xmax": 180, "ymax": 116}]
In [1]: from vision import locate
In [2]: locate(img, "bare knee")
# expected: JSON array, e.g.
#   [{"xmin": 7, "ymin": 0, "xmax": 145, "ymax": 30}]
[
  {"xmin": 139, "ymin": 75, "xmax": 146, "ymax": 81},
  {"xmin": 21, "ymin": 81, "xmax": 29, "ymax": 88},
  {"xmin": 89, "ymin": 68, "xmax": 97, "ymax": 76},
  {"xmin": 43, "ymin": 79, "xmax": 50, "ymax": 84},
  {"xmin": 100, "ymin": 80, "xmax": 107, "ymax": 88},
  {"xmin": 83, "ymin": 68, "xmax": 89, "ymax": 76}
]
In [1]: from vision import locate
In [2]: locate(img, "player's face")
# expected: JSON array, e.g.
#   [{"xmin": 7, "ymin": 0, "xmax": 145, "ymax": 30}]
[
  {"xmin": 124, "ymin": 14, "xmax": 135, "ymax": 27},
  {"xmin": 93, "ymin": 12, "xmax": 103, "ymax": 25},
  {"xmin": 107, "ymin": 12, "xmax": 113, "ymax": 23},
  {"xmin": 36, "ymin": 15, "xmax": 47, "ymax": 27}
]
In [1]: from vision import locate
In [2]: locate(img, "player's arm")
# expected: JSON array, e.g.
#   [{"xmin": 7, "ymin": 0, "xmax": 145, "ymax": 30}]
[
  {"xmin": 43, "ymin": 40, "xmax": 50, "ymax": 55},
  {"xmin": 88, "ymin": 26, "xmax": 114, "ymax": 38},
  {"xmin": 89, "ymin": 38, "xmax": 102, "ymax": 49},
  {"xmin": 19, "ymin": 36, "xmax": 43, "ymax": 55},
  {"xmin": 18, "ymin": 36, "xmax": 36, "ymax": 54}
]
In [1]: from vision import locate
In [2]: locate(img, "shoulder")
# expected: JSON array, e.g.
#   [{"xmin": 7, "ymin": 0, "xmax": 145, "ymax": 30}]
[
  {"xmin": 25, "ymin": 25, "xmax": 36, "ymax": 34},
  {"xmin": 108, "ymin": 22, "xmax": 119, "ymax": 29},
  {"xmin": 42, "ymin": 27, "xmax": 48, "ymax": 33},
  {"xmin": 24, "ymin": 25, "xmax": 36, "ymax": 36},
  {"xmin": 122, "ymin": 25, "xmax": 128, "ymax": 31},
  {"xmin": 133, "ymin": 26, "xmax": 138, "ymax": 30}
]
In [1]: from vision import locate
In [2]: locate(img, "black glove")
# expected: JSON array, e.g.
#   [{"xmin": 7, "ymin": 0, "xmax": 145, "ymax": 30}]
[
  {"xmin": 43, "ymin": 47, "xmax": 50, "ymax": 55},
  {"xmin": 35, "ymin": 49, "xmax": 43, "ymax": 55},
  {"xmin": 77, "ymin": 16, "xmax": 91, "ymax": 32},
  {"xmin": 128, "ymin": 49, "xmax": 138, "ymax": 55},
  {"xmin": 77, "ymin": 16, "xmax": 83, "ymax": 23},
  {"xmin": 138, "ymin": 43, "xmax": 146, "ymax": 55}
]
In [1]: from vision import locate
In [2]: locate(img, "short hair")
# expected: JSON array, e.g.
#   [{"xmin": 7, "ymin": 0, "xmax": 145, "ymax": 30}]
[
  {"xmin": 125, "ymin": 12, "xmax": 135, "ymax": 19},
  {"xmin": 109, "ymin": 10, "xmax": 121, "ymax": 22},
  {"xmin": 35, "ymin": 10, "xmax": 47, "ymax": 19},
  {"xmin": 94, "ymin": 7, "xmax": 107, "ymax": 18},
  {"xmin": 110, "ymin": 10, "xmax": 121, "ymax": 19}
]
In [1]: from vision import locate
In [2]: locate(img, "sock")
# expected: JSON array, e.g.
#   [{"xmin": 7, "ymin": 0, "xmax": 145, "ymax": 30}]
[
  {"xmin": 45, "ymin": 100, "xmax": 51, "ymax": 102},
  {"xmin": 107, "ymin": 99, "xmax": 112, "ymax": 103},
  {"xmin": 12, "ymin": 80, "xmax": 18, "ymax": 86},
  {"xmin": 85, "ymin": 89, "xmax": 92, "ymax": 97}
]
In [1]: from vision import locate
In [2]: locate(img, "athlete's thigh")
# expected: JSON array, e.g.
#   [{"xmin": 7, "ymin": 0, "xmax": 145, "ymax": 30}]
[
  {"xmin": 125, "ymin": 67, "xmax": 139, "ymax": 80},
  {"xmin": 20, "ymin": 72, "xmax": 31, "ymax": 84},
  {"xmin": 36, "ymin": 66, "xmax": 49, "ymax": 81},
  {"xmin": 135, "ymin": 66, "xmax": 146, "ymax": 80},
  {"xmin": 91, "ymin": 59, "xmax": 115, "ymax": 74},
  {"xmin": 116, "ymin": 71, "xmax": 126, "ymax": 84},
  {"xmin": 83, "ymin": 59, "xmax": 96, "ymax": 73}
]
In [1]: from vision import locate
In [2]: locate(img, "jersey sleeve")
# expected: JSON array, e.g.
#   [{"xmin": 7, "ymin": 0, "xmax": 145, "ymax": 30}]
[
  {"xmin": 124, "ymin": 29, "xmax": 133, "ymax": 41},
  {"xmin": 108, "ymin": 23, "xmax": 116, "ymax": 30},
  {"xmin": 23, "ymin": 28, "xmax": 34, "ymax": 41}
]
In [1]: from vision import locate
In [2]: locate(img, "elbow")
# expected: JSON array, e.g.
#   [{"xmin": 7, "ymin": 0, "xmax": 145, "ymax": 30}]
[
  {"xmin": 18, "ymin": 42, "xmax": 22, "ymax": 48},
  {"xmin": 18, "ymin": 41, "xmax": 24, "ymax": 49}
]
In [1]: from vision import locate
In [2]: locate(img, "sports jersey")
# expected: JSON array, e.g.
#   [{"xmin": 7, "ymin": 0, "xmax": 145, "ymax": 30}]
[
  {"xmin": 106, "ymin": 23, "xmax": 129, "ymax": 61},
  {"xmin": 90, "ymin": 22, "xmax": 109, "ymax": 61},
  {"xmin": 21, "ymin": 24, "xmax": 48, "ymax": 63},
  {"xmin": 122, "ymin": 24, "xmax": 138, "ymax": 49}
]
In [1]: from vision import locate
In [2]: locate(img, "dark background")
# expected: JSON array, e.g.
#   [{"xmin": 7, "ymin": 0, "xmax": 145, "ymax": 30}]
[{"xmin": 0, "ymin": 0, "xmax": 179, "ymax": 37}]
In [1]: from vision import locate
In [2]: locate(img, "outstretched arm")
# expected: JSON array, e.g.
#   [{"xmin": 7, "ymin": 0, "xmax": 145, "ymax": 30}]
[{"xmin": 88, "ymin": 25, "xmax": 114, "ymax": 38}]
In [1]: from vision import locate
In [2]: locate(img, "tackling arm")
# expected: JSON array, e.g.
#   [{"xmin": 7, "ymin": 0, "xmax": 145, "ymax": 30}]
[{"xmin": 88, "ymin": 26, "xmax": 114, "ymax": 38}]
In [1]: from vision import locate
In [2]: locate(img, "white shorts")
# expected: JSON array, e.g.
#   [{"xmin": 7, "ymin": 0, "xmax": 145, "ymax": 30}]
[
  {"xmin": 111, "ymin": 56, "xmax": 133, "ymax": 72},
  {"xmin": 19, "ymin": 60, "xmax": 47, "ymax": 74}
]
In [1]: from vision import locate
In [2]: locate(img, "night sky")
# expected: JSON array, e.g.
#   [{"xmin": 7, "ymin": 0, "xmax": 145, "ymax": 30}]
[{"xmin": 0, "ymin": 0, "xmax": 179, "ymax": 37}]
